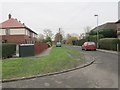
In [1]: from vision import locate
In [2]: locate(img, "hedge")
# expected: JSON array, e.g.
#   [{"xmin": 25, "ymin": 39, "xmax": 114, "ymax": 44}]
[
  {"xmin": 119, "ymin": 39, "xmax": 120, "ymax": 52},
  {"xmin": 99, "ymin": 38, "xmax": 120, "ymax": 51},
  {"xmin": 2, "ymin": 43, "xmax": 16, "ymax": 58}
]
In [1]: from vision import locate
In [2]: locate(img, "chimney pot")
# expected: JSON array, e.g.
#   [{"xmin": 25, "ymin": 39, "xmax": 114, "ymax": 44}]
[{"xmin": 8, "ymin": 14, "xmax": 11, "ymax": 19}]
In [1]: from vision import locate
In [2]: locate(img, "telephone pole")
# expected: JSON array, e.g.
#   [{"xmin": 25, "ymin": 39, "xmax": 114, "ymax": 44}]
[{"xmin": 59, "ymin": 28, "xmax": 61, "ymax": 42}]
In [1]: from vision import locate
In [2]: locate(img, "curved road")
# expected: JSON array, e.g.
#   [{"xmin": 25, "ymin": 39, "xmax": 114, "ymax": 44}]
[{"xmin": 2, "ymin": 45, "xmax": 118, "ymax": 88}]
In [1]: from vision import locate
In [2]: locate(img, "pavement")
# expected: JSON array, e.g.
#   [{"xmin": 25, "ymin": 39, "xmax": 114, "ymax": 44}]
[
  {"xmin": 2, "ymin": 45, "xmax": 118, "ymax": 88},
  {"xmin": 97, "ymin": 49, "xmax": 118, "ymax": 55},
  {"xmin": 35, "ymin": 46, "xmax": 53, "ymax": 57}
]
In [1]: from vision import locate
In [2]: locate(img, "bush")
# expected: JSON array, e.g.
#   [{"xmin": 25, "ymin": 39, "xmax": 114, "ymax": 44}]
[
  {"xmin": 99, "ymin": 29, "xmax": 117, "ymax": 38},
  {"xmin": 77, "ymin": 39, "xmax": 87, "ymax": 46},
  {"xmin": 118, "ymin": 39, "xmax": 120, "ymax": 52},
  {"xmin": 2, "ymin": 43, "xmax": 16, "ymax": 58},
  {"xmin": 99, "ymin": 38, "xmax": 119, "ymax": 51},
  {"xmin": 89, "ymin": 29, "xmax": 117, "ymax": 38},
  {"xmin": 47, "ymin": 42, "xmax": 52, "ymax": 47}
]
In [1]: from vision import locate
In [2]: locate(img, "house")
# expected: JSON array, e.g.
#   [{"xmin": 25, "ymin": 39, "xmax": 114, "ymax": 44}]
[
  {"xmin": 91, "ymin": 22, "xmax": 117, "ymax": 32},
  {"xmin": 116, "ymin": 20, "xmax": 120, "ymax": 39},
  {"xmin": 0, "ymin": 14, "xmax": 38, "ymax": 44}
]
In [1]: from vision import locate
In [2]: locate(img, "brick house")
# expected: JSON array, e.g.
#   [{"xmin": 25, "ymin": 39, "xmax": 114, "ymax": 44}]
[
  {"xmin": 0, "ymin": 14, "xmax": 38, "ymax": 44},
  {"xmin": 116, "ymin": 20, "xmax": 120, "ymax": 39}
]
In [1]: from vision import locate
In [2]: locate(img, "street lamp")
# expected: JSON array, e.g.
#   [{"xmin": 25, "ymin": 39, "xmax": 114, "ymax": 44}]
[{"xmin": 94, "ymin": 14, "xmax": 99, "ymax": 48}]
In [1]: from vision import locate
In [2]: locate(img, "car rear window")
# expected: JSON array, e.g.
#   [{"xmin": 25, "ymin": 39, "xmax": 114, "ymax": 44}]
[{"xmin": 87, "ymin": 42, "xmax": 95, "ymax": 45}]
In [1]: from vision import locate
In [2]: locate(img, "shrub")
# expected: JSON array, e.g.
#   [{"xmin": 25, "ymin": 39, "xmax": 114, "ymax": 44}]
[
  {"xmin": 99, "ymin": 38, "xmax": 119, "ymax": 51},
  {"xmin": 89, "ymin": 29, "xmax": 117, "ymax": 38},
  {"xmin": 99, "ymin": 29, "xmax": 117, "ymax": 38},
  {"xmin": 47, "ymin": 42, "xmax": 52, "ymax": 47},
  {"xmin": 77, "ymin": 39, "xmax": 87, "ymax": 46},
  {"xmin": 2, "ymin": 43, "xmax": 16, "ymax": 58},
  {"xmin": 118, "ymin": 39, "xmax": 120, "ymax": 52}
]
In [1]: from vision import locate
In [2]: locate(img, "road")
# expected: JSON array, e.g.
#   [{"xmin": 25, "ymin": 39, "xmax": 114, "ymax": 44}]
[{"xmin": 2, "ymin": 45, "xmax": 118, "ymax": 88}]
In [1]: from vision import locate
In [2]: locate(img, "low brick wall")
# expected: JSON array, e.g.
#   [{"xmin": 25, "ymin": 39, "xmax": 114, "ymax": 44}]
[{"xmin": 34, "ymin": 43, "xmax": 48, "ymax": 55}]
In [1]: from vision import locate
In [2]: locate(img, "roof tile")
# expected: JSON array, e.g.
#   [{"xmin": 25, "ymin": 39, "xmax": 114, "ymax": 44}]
[{"xmin": 0, "ymin": 18, "xmax": 25, "ymax": 29}]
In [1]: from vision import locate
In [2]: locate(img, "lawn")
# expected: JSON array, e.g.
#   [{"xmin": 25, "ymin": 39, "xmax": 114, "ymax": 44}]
[
  {"xmin": 2, "ymin": 46, "xmax": 85, "ymax": 80},
  {"xmin": 0, "ymin": 60, "xmax": 2, "ymax": 79}
]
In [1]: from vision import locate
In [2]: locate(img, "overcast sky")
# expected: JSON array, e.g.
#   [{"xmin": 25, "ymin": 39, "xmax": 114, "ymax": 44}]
[{"xmin": 0, "ymin": 1, "xmax": 119, "ymax": 36}]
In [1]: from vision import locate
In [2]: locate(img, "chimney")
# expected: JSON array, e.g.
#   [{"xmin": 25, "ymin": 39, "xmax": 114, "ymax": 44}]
[
  {"xmin": 15, "ymin": 18, "xmax": 17, "ymax": 21},
  {"xmin": 8, "ymin": 14, "xmax": 11, "ymax": 19}
]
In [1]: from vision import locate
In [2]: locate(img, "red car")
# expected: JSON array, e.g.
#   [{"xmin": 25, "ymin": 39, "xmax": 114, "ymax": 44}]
[{"xmin": 82, "ymin": 42, "xmax": 96, "ymax": 51}]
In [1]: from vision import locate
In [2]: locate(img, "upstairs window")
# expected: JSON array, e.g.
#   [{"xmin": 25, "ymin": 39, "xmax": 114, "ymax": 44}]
[
  {"xmin": 6, "ymin": 29, "xmax": 10, "ymax": 35},
  {"xmin": 118, "ymin": 28, "xmax": 120, "ymax": 31}
]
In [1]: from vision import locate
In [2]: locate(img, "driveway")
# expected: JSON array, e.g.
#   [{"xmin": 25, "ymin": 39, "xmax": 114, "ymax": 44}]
[{"xmin": 2, "ymin": 45, "xmax": 118, "ymax": 88}]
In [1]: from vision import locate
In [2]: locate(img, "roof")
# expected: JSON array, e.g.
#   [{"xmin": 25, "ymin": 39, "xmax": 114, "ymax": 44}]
[
  {"xmin": 115, "ymin": 20, "xmax": 120, "ymax": 24},
  {"xmin": 0, "ymin": 17, "xmax": 37, "ymax": 35},
  {"xmin": 91, "ymin": 22, "xmax": 117, "ymax": 31},
  {"xmin": 0, "ymin": 18, "xmax": 25, "ymax": 29}
]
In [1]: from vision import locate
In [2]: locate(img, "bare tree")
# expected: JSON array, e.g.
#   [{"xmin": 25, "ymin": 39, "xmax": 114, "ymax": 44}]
[
  {"xmin": 79, "ymin": 33, "xmax": 85, "ymax": 39},
  {"xmin": 84, "ymin": 26, "xmax": 91, "ymax": 34},
  {"xmin": 54, "ymin": 33, "xmax": 63, "ymax": 43},
  {"xmin": 43, "ymin": 29, "xmax": 53, "ymax": 38},
  {"xmin": 71, "ymin": 33, "xmax": 79, "ymax": 39},
  {"xmin": 38, "ymin": 34, "xmax": 45, "ymax": 43},
  {"xmin": 66, "ymin": 34, "xmax": 71, "ymax": 40},
  {"xmin": 65, "ymin": 33, "xmax": 78, "ymax": 45},
  {"xmin": 38, "ymin": 34, "xmax": 44, "ymax": 39}
]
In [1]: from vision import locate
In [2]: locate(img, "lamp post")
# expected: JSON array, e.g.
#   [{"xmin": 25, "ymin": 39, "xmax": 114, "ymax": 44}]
[{"xmin": 94, "ymin": 14, "xmax": 99, "ymax": 48}]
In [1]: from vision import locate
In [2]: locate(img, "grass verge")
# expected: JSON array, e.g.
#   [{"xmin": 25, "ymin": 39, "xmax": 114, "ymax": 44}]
[{"xmin": 2, "ymin": 46, "xmax": 85, "ymax": 80}]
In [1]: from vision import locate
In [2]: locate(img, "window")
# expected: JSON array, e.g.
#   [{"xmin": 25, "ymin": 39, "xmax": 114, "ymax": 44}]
[
  {"xmin": 6, "ymin": 29, "xmax": 10, "ymax": 35},
  {"xmin": 87, "ymin": 42, "xmax": 95, "ymax": 45},
  {"xmin": 118, "ymin": 28, "xmax": 120, "ymax": 31}
]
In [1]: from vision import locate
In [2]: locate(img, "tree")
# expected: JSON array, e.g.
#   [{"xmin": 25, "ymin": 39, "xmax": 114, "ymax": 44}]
[
  {"xmin": 38, "ymin": 34, "xmax": 45, "ymax": 43},
  {"xmin": 99, "ymin": 29, "xmax": 117, "ymax": 38},
  {"xmin": 43, "ymin": 29, "xmax": 53, "ymax": 46},
  {"xmin": 71, "ymin": 33, "xmax": 79, "ymax": 39},
  {"xmin": 66, "ymin": 34, "xmax": 71, "ymax": 39},
  {"xmin": 43, "ymin": 29, "xmax": 53, "ymax": 38},
  {"xmin": 66, "ymin": 36, "xmax": 78, "ymax": 45},
  {"xmin": 89, "ymin": 29, "xmax": 117, "ymax": 38},
  {"xmin": 84, "ymin": 26, "xmax": 91, "ymax": 36},
  {"xmin": 65, "ymin": 34, "xmax": 78, "ymax": 45},
  {"xmin": 54, "ymin": 33, "xmax": 63, "ymax": 43},
  {"xmin": 45, "ymin": 36, "xmax": 52, "ymax": 47},
  {"xmin": 45, "ymin": 36, "xmax": 52, "ymax": 42},
  {"xmin": 59, "ymin": 29, "xmax": 65, "ymax": 39}
]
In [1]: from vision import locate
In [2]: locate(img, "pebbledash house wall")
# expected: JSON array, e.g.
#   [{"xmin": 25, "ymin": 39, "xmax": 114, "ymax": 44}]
[{"xmin": 0, "ymin": 28, "xmax": 37, "ymax": 44}]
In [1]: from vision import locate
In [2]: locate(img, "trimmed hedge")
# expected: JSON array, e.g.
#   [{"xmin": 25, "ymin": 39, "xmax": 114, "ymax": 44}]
[
  {"xmin": 99, "ymin": 38, "xmax": 119, "ymax": 51},
  {"xmin": 117, "ymin": 39, "xmax": 120, "ymax": 52},
  {"xmin": 2, "ymin": 43, "xmax": 16, "ymax": 58}
]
